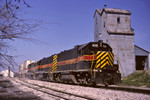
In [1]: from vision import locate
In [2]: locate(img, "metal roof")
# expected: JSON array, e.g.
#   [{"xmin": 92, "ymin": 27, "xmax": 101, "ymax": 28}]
[
  {"xmin": 78, "ymin": 43, "xmax": 89, "ymax": 51},
  {"xmin": 107, "ymin": 29, "xmax": 134, "ymax": 35},
  {"xmin": 135, "ymin": 45, "xmax": 150, "ymax": 53},
  {"xmin": 94, "ymin": 8, "xmax": 131, "ymax": 17}
]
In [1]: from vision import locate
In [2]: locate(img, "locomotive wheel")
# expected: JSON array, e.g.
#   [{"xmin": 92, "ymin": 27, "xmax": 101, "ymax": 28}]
[
  {"xmin": 76, "ymin": 72, "xmax": 91, "ymax": 85},
  {"xmin": 46, "ymin": 75, "xmax": 50, "ymax": 81},
  {"xmin": 104, "ymin": 83, "xmax": 108, "ymax": 87},
  {"xmin": 33, "ymin": 75, "xmax": 36, "ymax": 80},
  {"xmin": 55, "ymin": 73, "xmax": 62, "ymax": 82},
  {"xmin": 90, "ymin": 81, "xmax": 96, "ymax": 86},
  {"xmin": 33, "ymin": 72, "xmax": 36, "ymax": 80},
  {"xmin": 113, "ymin": 73, "xmax": 121, "ymax": 85},
  {"xmin": 47, "ymin": 73, "xmax": 54, "ymax": 82}
]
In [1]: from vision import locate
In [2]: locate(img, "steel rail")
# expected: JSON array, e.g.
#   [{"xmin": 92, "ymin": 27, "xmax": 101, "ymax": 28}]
[
  {"xmin": 12, "ymin": 78, "xmax": 95, "ymax": 100},
  {"xmin": 43, "ymin": 79, "xmax": 150, "ymax": 95}
]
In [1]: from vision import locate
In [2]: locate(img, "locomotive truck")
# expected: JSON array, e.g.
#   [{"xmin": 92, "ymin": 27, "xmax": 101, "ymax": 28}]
[{"xmin": 27, "ymin": 41, "xmax": 121, "ymax": 86}]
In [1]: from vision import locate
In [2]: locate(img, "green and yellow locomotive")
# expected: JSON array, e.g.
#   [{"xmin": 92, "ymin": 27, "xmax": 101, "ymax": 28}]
[{"xmin": 27, "ymin": 41, "xmax": 121, "ymax": 86}]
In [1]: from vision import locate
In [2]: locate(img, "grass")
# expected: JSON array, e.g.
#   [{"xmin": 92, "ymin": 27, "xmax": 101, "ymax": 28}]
[{"xmin": 121, "ymin": 70, "xmax": 150, "ymax": 88}]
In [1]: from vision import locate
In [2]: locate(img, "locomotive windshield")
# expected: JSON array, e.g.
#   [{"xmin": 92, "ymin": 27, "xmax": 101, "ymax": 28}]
[{"xmin": 28, "ymin": 62, "xmax": 35, "ymax": 70}]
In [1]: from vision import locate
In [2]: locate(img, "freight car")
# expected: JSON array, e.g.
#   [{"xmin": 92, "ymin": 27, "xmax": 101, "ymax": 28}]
[{"xmin": 27, "ymin": 41, "xmax": 121, "ymax": 86}]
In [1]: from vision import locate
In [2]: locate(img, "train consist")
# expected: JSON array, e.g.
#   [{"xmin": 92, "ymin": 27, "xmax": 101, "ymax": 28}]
[{"xmin": 27, "ymin": 41, "xmax": 121, "ymax": 86}]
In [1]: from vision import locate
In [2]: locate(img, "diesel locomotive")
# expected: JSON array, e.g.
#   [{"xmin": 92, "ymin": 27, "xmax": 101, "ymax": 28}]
[{"xmin": 27, "ymin": 41, "xmax": 121, "ymax": 86}]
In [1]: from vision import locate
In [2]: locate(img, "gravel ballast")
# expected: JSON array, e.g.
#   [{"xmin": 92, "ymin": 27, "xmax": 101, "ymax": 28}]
[{"xmin": 13, "ymin": 78, "xmax": 150, "ymax": 100}]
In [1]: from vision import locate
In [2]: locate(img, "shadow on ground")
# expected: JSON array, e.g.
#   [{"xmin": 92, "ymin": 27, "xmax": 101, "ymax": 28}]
[{"xmin": 0, "ymin": 78, "xmax": 41, "ymax": 100}]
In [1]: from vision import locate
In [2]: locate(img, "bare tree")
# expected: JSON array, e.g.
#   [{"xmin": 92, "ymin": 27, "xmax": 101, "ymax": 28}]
[{"xmin": 0, "ymin": 0, "xmax": 39, "ymax": 69}]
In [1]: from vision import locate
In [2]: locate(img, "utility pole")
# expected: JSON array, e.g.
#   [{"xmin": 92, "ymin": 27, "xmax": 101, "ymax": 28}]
[{"xmin": 8, "ymin": 66, "xmax": 10, "ymax": 77}]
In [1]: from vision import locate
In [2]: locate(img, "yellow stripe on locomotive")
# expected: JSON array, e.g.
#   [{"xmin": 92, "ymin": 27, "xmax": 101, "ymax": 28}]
[
  {"xmin": 96, "ymin": 51, "xmax": 114, "ymax": 69},
  {"xmin": 52, "ymin": 55, "xmax": 57, "ymax": 72}
]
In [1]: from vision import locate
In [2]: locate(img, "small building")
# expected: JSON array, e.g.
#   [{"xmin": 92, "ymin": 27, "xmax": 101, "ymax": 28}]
[
  {"xmin": 19, "ymin": 60, "xmax": 35, "ymax": 78},
  {"xmin": 14, "ymin": 72, "xmax": 19, "ymax": 77},
  {"xmin": 135, "ymin": 45, "xmax": 150, "ymax": 70},
  {"xmin": 0, "ymin": 70, "xmax": 14, "ymax": 77}
]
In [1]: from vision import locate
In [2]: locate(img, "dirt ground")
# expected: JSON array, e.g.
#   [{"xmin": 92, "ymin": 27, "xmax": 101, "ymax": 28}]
[{"xmin": 0, "ymin": 77, "xmax": 41, "ymax": 100}]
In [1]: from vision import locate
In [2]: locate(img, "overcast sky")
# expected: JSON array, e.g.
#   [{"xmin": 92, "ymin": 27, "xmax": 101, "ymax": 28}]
[{"xmin": 8, "ymin": 0, "xmax": 150, "ymax": 72}]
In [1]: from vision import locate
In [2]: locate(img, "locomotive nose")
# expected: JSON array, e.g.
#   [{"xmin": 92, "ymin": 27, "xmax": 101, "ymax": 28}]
[{"xmin": 96, "ymin": 51, "xmax": 114, "ymax": 69}]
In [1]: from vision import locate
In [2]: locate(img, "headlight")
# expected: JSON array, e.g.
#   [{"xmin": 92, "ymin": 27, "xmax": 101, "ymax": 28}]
[{"xmin": 92, "ymin": 44, "xmax": 98, "ymax": 47}]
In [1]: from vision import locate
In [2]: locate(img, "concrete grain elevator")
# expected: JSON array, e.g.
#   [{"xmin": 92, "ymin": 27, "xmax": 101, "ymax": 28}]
[{"xmin": 94, "ymin": 6, "xmax": 135, "ymax": 76}]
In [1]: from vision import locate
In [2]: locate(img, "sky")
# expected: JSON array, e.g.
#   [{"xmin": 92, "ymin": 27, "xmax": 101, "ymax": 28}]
[{"xmin": 8, "ymin": 0, "xmax": 150, "ymax": 72}]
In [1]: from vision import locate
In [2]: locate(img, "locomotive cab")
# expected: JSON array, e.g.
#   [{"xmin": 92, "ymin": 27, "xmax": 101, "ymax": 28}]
[
  {"xmin": 78, "ymin": 41, "xmax": 121, "ymax": 86},
  {"xmin": 27, "ymin": 62, "xmax": 36, "ymax": 79},
  {"xmin": 78, "ymin": 41, "xmax": 112, "ymax": 55}
]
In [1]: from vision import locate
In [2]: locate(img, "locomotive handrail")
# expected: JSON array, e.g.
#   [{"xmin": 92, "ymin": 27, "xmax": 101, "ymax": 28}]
[
  {"xmin": 90, "ymin": 51, "xmax": 95, "ymax": 76},
  {"xmin": 117, "ymin": 57, "xmax": 124, "ymax": 77}
]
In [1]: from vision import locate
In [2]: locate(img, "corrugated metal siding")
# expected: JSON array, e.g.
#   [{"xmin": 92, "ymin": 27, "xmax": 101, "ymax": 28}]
[{"xmin": 135, "ymin": 45, "xmax": 149, "ymax": 56}]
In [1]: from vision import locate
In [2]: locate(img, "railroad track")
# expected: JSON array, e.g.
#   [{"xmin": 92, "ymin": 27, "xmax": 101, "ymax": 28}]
[
  {"xmin": 44, "ymin": 79, "xmax": 150, "ymax": 95},
  {"xmin": 95, "ymin": 85, "xmax": 150, "ymax": 95},
  {"xmin": 10, "ymin": 78, "xmax": 150, "ymax": 100},
  {"xmin": 50, "ymin": 81, "xmax": 150, "ymax": 95},
  {"xmin": 11, "ymin": 78, "xmax": 96, "ymax": 100},
  {"xmin": 35, "ymin": 78, "xmax": 150, "ymax": 95},
  {"xmin": 61, "ymin": 81, "xmax": 150, "ymax": 95},
  {"xmin": 32, "ymin": 78, "xmax": 150, "ymax": 95}
]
